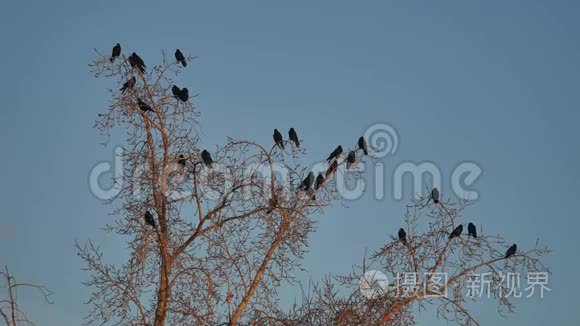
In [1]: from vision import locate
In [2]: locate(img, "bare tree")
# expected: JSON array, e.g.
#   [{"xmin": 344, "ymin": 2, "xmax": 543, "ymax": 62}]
[
  {"xmin": 264, "ymin": 197, "xmax": 549, "ymax": 325},
  {"xmin": 80, "ymin": 47, "xmax": 369, "ymax": 326},
  {"xmin": 0, "ymin": 266, "xmax": 53, "ymax": 326}
]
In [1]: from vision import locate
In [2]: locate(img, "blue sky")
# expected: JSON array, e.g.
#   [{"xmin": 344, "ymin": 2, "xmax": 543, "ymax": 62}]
[{"xmin": 0, "ymin": 1, "xmax": 579, "ymax": 325}]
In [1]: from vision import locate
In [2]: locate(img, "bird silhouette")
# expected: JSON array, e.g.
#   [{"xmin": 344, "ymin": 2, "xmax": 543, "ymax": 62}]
[
  {"xmin": 346, "ymin": 151, "xmax": 356, "ymax": 169},
  {"xmin": 326, "ymin": 160, "xmax": 338, "ymax": 178},
  {"xmin": 172, "ymin": 85, "xmax": 181, "ymax": 98},
  {"xmin": 326, "ymin": 145, "xmax": 343, "ymax": 162},
  {"xmin": 431, "ymin": 188, "xmax": 440, "ymax": 204},
  {"xmin": 110, "ymin": 43, "xmax": 121, "ymax": 62},
  {"xmin": 144, "ymin": 210, "xmax": 156, "ymax": 228},
  {"xmin": 137, "ymin": 98, "xmax": 154, "ymax": 113},
  {"xmin": 299, "ymin": 172, "xmax": 315, "ymax": 191},
  {"xmin": 314, "ymin": 173, "xmax": 324, "ymax": 190},
  {"xmin": 179, "ymin": 88, "xmax": 189, "ymax": 102},
  {"xmin": 120, "ymin": 76, "xmax": 136, "ymax": 93},
  {"xmin": 201, "ymin": 150, "xmax": 213, "ymax": 167},
  {"xmin": 177, "ymin": 154, "xmax": 187, "ymax": 168},
  {"xmin": 175, "ymin": 49, "xmax": 187, "ymax": 67},
  {"xmin": 449, "ymin": 224, "xmax": 463, "ymax": 239},
  {"xmin": 505, "ymin": 244, "xmax": 517, "ymax": 258},
  {"xmin": 273, "ymin": 129, "xmax": 284, "ymax": 149},
  {"xmin": 398, "ymin": 228, "xmax": 407, "ymax": 244},
  {"xmin": 468, "ymin": 223, "xmax": 477, "ymax": 238},
  {"xmin": 289, "ymin": 128, "xmax": 300, "ymax": 148},
  {"xmin": 358, "ymin": 136, "xmax": 368, "ymax": 155},
  {"xmin": 129, "ymin": 52, "xmax": 146, "ymax": 74}
]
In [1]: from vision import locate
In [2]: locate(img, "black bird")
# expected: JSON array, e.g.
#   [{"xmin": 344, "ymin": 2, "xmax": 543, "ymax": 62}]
[
  {"xmin": 144, "ymin": 210, "xmax": 156, "ymax": 228},
  {"xmin": 431, "ymin": 188, "xmax": 440, "ymax": 204},
  {"xmin": 175, "ymin": 49, "xmax": 187, "ymax": 67},
  {"xmin": 273, "ymin": 129, "xmax": 284, "ymax": 149},
  {"xmin": 358, "ymin": 136, "xmax": 368, "ymax": 156},
  {"xmin": 172, "ymin": 85, "xmax": 181, "ymax": 98},
  {"xmin": 110, "ymin": 43, "xmax": 121, "ymax": 62},
  {"xmin": 314, "ymin": 173, "xmax": 324, "ymax": 190},
  {"xmin": 326, "ymin": 145, "xmax": 343, "ymax": 162},
  {"xmin": 299, "ymin": 172, "xmax": 315, "ymax": 191},
  {"xmin": 179, "ymin": 88, "xmax": 189, "ymax": 102},
  {"xmin": 449, "ymin": 224, "xmax": 463, "ymax": 239},
  {"xmin": 505, "ymin": 244, "xmax": 517, "ymax": 258},
  {"xmin": 120, "ymin": 76, "xmax": 136, "ymax": 93},
  {"xmin": 468, "ymin": 223, "xmax": 477, "ymax": 238},
  {"xmin": 288, "ymin": 128, "xmax": 300, "ymax": 148},
  {"xmin": 129, "ymin": 52, "xmax": 146, "ymax": 74},
  {"xmin": 398, "ymin": 228, "xmax": 407, "ymax": 244},
  {"xmin": 177, "ymin": 154, "xmax": 187, "ymax": 168},
  {"xmin": 326, "ymin": 160, "xmax": 338, "ymax": 178},
  {"xmin": 346, "ymin": 151, "xmax": 356, "ymax": 169},
  {"xmin": 201, "ymin": 150, "xmax": 213, "ymax": 167},
  {"xmin": 137, "ymin": 98, "xmax": 154, "ymax": 113}
]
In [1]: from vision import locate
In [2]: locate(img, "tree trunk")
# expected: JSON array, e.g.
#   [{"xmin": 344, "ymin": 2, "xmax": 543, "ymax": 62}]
[{"xmin": 154, "ymin": 257, "xmax": 171, "ymax": 326}]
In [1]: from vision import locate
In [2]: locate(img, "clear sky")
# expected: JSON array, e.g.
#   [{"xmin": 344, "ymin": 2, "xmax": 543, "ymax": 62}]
[{"xmin": 0, "ymin": 1, "xmax": 579, "ymax": 325}]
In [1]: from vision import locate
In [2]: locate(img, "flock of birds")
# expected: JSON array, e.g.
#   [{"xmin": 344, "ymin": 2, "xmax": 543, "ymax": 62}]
[
  {"xmin": 109, "ymin": 43, "xmax": 190, "ymax": 111},
  {"xmin": 113, "ymin": 43, "xmax": 518, "ymax": 260},
  {"xmin": 397, "ymin": 188, "xmax": 518, "ymax": 259}
]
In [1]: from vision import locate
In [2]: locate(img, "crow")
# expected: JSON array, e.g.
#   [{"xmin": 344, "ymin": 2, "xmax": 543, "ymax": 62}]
[
  {"xmin": 110, "ymin": 43, "xmax": 121, "ymax": 62},
  {"xmin": 201, "ymin": 150, "xmax": 213, "ymax": 167},
  {"xmin": 175, "ymin": 49, "xmax": 187, "ymax": 67},
  {"xmin": 449, "ymin": 224, "xmax": 463, "ymax": 239},
  {"xmin": 273, "ymin": 129, "xmax": 284, "ymax": 149},
  {"xmin": 144, "ymin": 210, "xmax": 156, "ymax": 228},
  {"xmin": 129, "ymin": 52, "xmax": 146, "ymax": 74},
  {"xmin": 120, "ymin": 76, "xmax": 136, "ymax": 93},
  {"xmin": 358, "ymin": 136, "xmax": 368, "ymax": 155},
  {"xmin": 172, "ymin": 85, "xmax": 181, "ymax": 98},
  {"xmin": 137, "ymin": 98, "xmax": 154, "ymax": 113},
  {"xmin": 505, "ymin": 244, "xmax": 517, "ymax": 258},
  {"xmin": 299, "ymin": 172, "xmax": 315, "ymax": 191},
  {"xmin": 398, "ymin": 228, "xmax": 407, "ymax": 244},
  {"xmin": 468, "ymin": 223, "xmax": 477, "ymax": 238},
  {"xmin": 431, "ymin": 188, "xmax": 440, "ymax": 204},
  {"xmin": 346, "ymin": 151, "xmax": 356, "ymax": 169},
  {"xmin": 326, "ymin": 160, "xmax": 338, "ymax": 178},
  {"xmin": 326, "ymin": 145, "xmax": 343, "ymax": 162},
  {"xmin": 177, "ymin": 154, "xmax": 187, "ymax": 168},
  {"xmin": 289, "ymin": 128, "xmax": 300, "ymax": 148},
  {"xmin": 179, "ymin": 88, "xmax": 189, "ymax": 102},
  {"xmin": 314, "ymin": 173, "xmax": 324, "ymax": 190}
]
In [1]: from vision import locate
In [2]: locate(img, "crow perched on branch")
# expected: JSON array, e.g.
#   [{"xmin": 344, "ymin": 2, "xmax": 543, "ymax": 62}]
[
  {"xmin": 179, "ymin": 88, "xmax": 189, "ymax": 102},
  {"xmin": 326, "ymin": 160, "xmax": 338, "ymax": 178},
  {"xmin": 137, "ymin": 98, "xmax": 154, "ymax": 113},
  {"xmin": 326, "ymin": 145, "xmax": 343, "ymax": 162},
  {"xmin": 346, "ymin": 151, "xmax": 356, "ymax": 169},
  {"xmin": 175, "ymin": 49, "xmax": 187, "ymax": 67},
  {"xmin": 468, "ymin": 223, "xmax": 477, "ymax": 238},
  {"xmin": 120, "ymin": 76, "xmax": 136, "ymax": 93},
  {"xmin": 129, "ymin": 52, "xmax": 146, "ymax": 74},
  {"xmin": 289, "ymin": 128, "xmax": 300, "ymax": 148},
  {"xmin": 314, "ymin": 173, "xmax": 324, "ymax": 190},
  {"xmin": 110, "ymin": 43, "xmax": 121, "ymax": 62},
  {"xmin": 273, "ymin": 129, "xmax": 284, "ymax": 149},
  {"xmin": 505, "ymin": 244, "xmax": 517, "ymax": 258},
  {"xmin": 449, "ymin": 224, "xmax": 463, "ymax": 239},
  {"xmin": 398, "ymin": 228, "xmax": 407, "ymax": 244},
  {"xmin": 358, "ymin": 136, "xmax": 368, "ymax": 156},
  {"xmin": 144, "ymin": 211, "xmax": 156, "ymax": 228},
  {"xmin": 201, "ymin": 150, "xmax": 213, "ymax": 167},
  {"xmin": 431, "ymin": 188, "xmax": 440, "ymax": 204},
  {"xmin": 299, "ymin": 172, "xmax": 315, "ymax": 191},
  {"xmin": 172, "ymin": 85, "xmax": 181, "ymax": 98}
]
